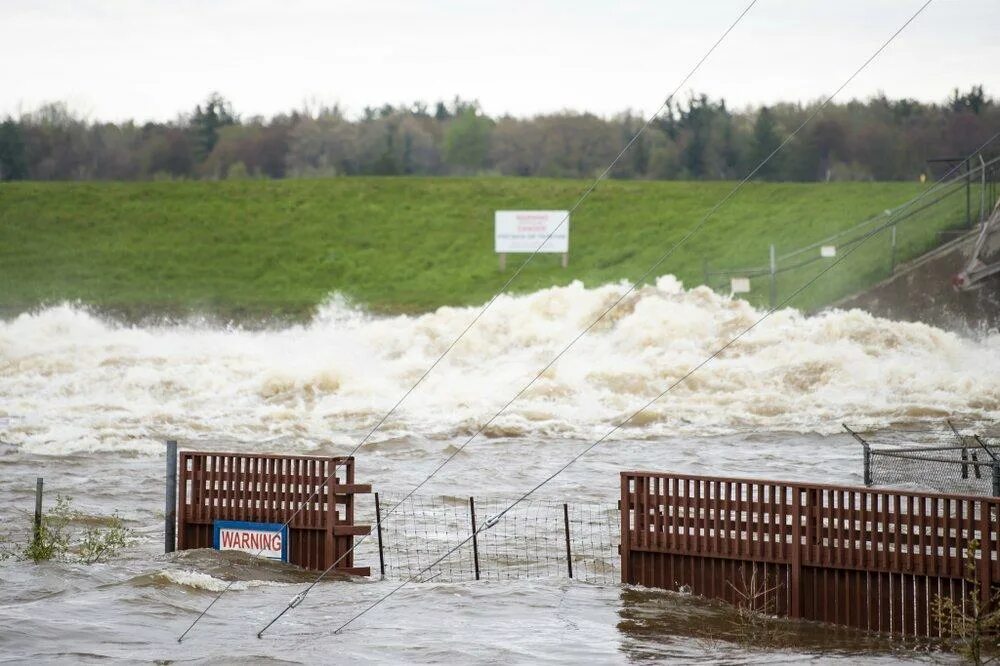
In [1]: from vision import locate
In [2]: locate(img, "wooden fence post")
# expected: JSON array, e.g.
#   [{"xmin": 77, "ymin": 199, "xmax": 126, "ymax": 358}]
[
  {"xmin": 790, "ymin": 487, "xmax": 803, "ymax": 618},
  {"xmin": 979, "ymin": 498, "xmax": 993, "ymax": 609},
  {"xmin": 619, "ymin": 473, "xmax": 631, "ymax": 584}
]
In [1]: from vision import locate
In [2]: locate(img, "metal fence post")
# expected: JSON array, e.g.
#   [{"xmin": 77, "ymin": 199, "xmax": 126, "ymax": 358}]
[
  {"xmin": 33, "ymin": 477, "xmax": 43, "ymax": 546},
  {"xmin": 165, "ymin": 440, "xmax": 176, "ymax": 554},
  {"xmin": 469, "ymin": 497, "xmax": 481, "ymax": 581},
  {"xmin": 980, "ymin": 155, "xmax": 987, "ymax": 223},
  {"xmin": 842, "ymin": 424, "xmax": 872, "ymax": 486},
  {"xmin": 966, "ymin": 157, "xmax": 971, "ymax": 228},
  {"xmin": 374, "ymin": 492, "xmax": 386, "ymax": 578},
  {"xmin": 889, "ymin": 225, "xmax": 897, "ymax": 275},
  {"xmin": 563, "ymin": 503, "xmax": 573, "ymax": 579},
  {"xmin": 769, "ymin": 244, "xmax": 777, "ymax": 309},
  {"xmin": 863, "ymin": 442, "xmax": 872, "ymax": 486}
]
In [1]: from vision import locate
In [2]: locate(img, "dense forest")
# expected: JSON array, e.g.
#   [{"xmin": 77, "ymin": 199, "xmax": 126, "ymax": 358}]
[{"xmin": 0, "ymin": 87, "xmax": 995, "ymax": 183}]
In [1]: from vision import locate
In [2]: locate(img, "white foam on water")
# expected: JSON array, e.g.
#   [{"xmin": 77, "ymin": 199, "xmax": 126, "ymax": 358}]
[
  {"xmin": 150, "ymin": 569, "xmax": 280, "ymax": 592},
  {"xmin": 2, "ymin": 276, "xmax": 998, "ymax": 455}
]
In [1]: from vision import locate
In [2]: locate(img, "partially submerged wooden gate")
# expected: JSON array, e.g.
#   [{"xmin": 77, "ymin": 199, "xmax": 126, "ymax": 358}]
[
  {"xmin": 176, "ymin": 451, "xmax": 371, "ymax": 575},
  {"xmin": 621, "ymin": 471, "xmax": 1000, "ymax": 637}
]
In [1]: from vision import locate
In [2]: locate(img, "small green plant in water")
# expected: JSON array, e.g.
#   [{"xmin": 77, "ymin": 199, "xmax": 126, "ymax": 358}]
[
  {"xmin": 931, "ymin": 539, "xmax": 1000, "ymax": 665},
  {"xmin": 2, "ymin": 495, "xmax": 135, "ymax": 564},
  {"xmin": 727, "ymin": 565, "xmax": 787, "ymax": 648}
]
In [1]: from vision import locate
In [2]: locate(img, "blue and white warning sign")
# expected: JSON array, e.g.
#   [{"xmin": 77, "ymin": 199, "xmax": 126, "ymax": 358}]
[{"xmin": 213, "ymin": 520, "xmax": 288, "ymax": 562}]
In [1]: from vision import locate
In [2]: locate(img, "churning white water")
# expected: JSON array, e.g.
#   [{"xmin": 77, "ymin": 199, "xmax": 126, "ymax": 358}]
[{"xmin": 2, "ymin": 275, "xmax": 998, "ymax": 456}]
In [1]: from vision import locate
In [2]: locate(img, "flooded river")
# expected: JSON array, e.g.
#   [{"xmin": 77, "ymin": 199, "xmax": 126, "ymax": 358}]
[{"xmin": 2, "ymin": 278, "xmax": 998, "ymax": 663}]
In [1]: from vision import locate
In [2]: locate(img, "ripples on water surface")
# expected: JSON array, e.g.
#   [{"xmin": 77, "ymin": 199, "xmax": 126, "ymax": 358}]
[{"xmin": 1, "ymin": 278, "xmax": 996, "ymax": 662}]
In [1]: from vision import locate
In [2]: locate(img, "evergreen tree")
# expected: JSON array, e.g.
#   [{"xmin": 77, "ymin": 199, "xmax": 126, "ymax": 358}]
[
  {"xmin": 191, "ymin": 92, "xmax": 237, "ymax": 160},
  {"xmin": 0, "ymin": 119, "xmax": 28, "ymax": 180},
  {"xmin": 750, "ymin": 107, "xmax": 782, "ymax": 179}
]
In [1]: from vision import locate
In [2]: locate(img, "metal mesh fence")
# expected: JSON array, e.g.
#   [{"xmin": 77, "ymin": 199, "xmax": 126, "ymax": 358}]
[
  {"xmin": 869, "ymin": 439, "xmax": 1000, "ymax": 496},
  {"xmin": 849, "ymin": 423, "xmax": 1000, "ymax": 496},
  {"xmin": 374, "ymin": 493, "xmax": 619, "ymax": 584}
]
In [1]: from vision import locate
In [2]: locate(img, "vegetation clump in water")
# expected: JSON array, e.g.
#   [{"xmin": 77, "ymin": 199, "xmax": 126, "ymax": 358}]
[
  {"xmin": 0, "ymin": 495, "xmax": 135, "ymax": 564},
  {"xmin": 931, "ymin": 540, "xmax": 1000, "ymax": 665}
]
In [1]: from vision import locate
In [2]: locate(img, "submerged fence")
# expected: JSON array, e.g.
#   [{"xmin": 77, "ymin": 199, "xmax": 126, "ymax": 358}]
[
  {"xmin": 175, "ymin": 451, "xmax": 372, "ymax": 574},
  {"xmin": 621, "ymin": 471, "xmax": 1000, "ymax": 638},
  {"xmin": 372, "ymin": 493, "xmax": 619, "ymax": 584},
  {"xmin": 704, "ymin": 153, "xmax": 1000, "ymax": 311}
]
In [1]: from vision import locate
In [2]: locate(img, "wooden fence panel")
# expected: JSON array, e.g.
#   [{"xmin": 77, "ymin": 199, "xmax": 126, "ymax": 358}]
[
  {"xmin": 621, "ymin": 471, "xmax": 1000, "ymax": 637},
  {"xmin": 176, "ymin": 451, "xmax": 372, "ymax": 575}
]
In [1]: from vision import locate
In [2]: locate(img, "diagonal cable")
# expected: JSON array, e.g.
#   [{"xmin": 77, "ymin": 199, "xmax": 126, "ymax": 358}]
[{"xmin": 176, "ymin": 0, "xmax": 759, "ymax": 642}]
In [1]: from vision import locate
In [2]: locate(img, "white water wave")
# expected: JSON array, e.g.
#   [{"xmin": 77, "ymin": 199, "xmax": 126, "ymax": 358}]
[{"xmin": 1, "ymin": 276, "xmax": 998, "ymax": 455}]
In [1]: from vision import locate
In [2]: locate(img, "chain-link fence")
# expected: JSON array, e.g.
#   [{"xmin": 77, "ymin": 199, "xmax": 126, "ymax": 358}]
[
  {"xmin": 371, "ymin": 493, "xmax": 619, "ymax": 584},
  {"xmin": 847, "ymin": 423, "xmax": 1000, "ymax": 496},
  {"xmin": 704, "ymin": 153, "xmax": 1000, "ymax": 311}
]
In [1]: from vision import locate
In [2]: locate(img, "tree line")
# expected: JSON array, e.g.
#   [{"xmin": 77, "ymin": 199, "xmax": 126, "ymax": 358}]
[{"xmin": 0, "ymin": 87, "xmax": 995, "ymax": 182}]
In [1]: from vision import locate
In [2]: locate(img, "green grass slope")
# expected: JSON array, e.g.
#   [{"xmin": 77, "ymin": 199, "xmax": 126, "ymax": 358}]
[{"xmin": 0, "ymin": 178, "xmax": 943, "ymax": 320}]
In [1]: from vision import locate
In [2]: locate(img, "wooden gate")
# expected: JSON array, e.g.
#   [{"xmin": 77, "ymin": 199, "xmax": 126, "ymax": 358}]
[
  {"xmin": 177, "ymin": 451, "xmax": 371, "ymax": 575},
  {"xmin": 621, "ymin": 471, "xmax": 1000, "ymax": 637}
]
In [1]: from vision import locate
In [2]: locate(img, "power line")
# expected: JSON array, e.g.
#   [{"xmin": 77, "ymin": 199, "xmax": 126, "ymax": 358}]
[
  {"xmin": 257, "ymin": 0, "xmax": 938, "ymax": 638},
  {"xmin": 176, "ymin": 0, "xmax": 760, "ymax": 642}
]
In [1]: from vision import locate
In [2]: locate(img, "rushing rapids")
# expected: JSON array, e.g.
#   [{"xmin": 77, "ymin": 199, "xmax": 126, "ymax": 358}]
[{"xmin": 1, "ymin": 276, "xmax": 998, "ymax": 456}]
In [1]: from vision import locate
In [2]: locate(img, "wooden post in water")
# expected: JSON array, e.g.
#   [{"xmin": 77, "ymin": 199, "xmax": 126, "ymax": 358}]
[
  {"xmin": 165, "ymin": 440, "xmax": 177, "ymax": 554},
  {"xmin": 619, "ymin": 474, "xmax": 631, "ymax": 584},
  {"xmin": 33, "ymin": 477, "xmax": 43, "ymax": 546}
]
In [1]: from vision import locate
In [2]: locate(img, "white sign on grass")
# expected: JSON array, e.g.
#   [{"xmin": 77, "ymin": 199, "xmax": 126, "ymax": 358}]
[
  {"xmin": 495, "ymin": 211, "xmax": 569, "ymax": 253},
  {"xmin": 821, "ymin": 245, "xmax": 837, "ymax": 258},
  {"xmin": 731, "ymin": 277, "xmax": 751, "ymax": 294}
]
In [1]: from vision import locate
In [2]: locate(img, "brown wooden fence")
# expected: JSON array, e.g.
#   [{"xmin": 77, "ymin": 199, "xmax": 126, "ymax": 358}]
[
  {"xmin": 621, "ymin": 471, "xmax": 1000, "ymax": 637},
  {"xmin": 177, "ymin": 451, "xmax": 371, "ymax": 575}
]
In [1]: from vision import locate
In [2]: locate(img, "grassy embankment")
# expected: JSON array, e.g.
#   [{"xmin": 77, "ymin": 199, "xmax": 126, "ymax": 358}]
[{"xmin": 0, "ymin": 178, "xmax": 945, "ymax": 320}]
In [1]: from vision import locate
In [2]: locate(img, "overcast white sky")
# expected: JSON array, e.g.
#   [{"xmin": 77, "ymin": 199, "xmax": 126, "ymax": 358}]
[{"xmin": 1, "ymin": 0, "xmax": 996, "ymax": 123}]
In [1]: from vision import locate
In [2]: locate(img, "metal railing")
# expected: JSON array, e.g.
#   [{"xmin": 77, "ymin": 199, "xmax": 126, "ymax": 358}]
[{"xmin": 703, "ymin": 153, "xmax": 1000, "ymax": 310}]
